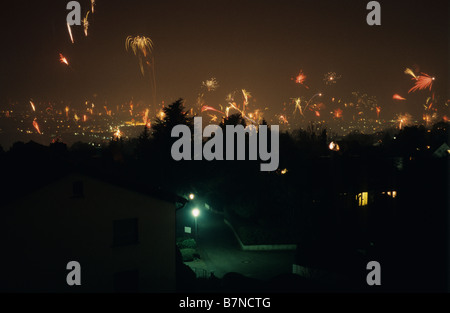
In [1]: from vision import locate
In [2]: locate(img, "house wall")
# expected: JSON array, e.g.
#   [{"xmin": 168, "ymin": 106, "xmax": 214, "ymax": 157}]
[{"xmin": 0, "ymin": 174, "xmax": 175, "ymax": 293}]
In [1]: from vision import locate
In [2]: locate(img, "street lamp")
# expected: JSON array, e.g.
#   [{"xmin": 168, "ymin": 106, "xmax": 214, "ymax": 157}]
[
  {"xmin": 192, "ymin": 208, "xmax": 200, "ymax": 239},
  {"xmin": 189, "ymin": 193, "xmax": 195, "ymax": 200}
]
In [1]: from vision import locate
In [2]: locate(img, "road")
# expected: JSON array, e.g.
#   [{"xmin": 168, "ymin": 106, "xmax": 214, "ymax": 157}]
[{"xmin": 177, "ymin": 207, "xmax": 295, "ymax": 281}]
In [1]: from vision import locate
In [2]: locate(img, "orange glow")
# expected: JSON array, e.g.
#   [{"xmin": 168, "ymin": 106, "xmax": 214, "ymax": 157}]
[
  {"xmin": 334, "ymin": 108, "xmax": 342, "ymax": 119},
  {"xmin": 59, "ymin": 53, "xmax": 69, "ymax": 66},
  {"xmin": 393, "ymin": 94, "xmax": 406, "ymax": 101},
  {"xmin": 33, "ymin": 119, "xmax": 41, "ymax": 134}
]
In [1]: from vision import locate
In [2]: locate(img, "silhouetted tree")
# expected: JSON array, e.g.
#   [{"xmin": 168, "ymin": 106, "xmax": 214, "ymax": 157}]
[
  {"xmin": 219, "ymin": 113, "xmax": 246, "ymax": 128},
  {"xmin": 152, "ymin": 98, "xmax": 193, "ymax": 143}
]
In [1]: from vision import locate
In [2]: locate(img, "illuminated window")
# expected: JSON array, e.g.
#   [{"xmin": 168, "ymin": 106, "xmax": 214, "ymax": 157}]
[
  {"xmin": 386, "ymin": 191, "xmax": 397, "ymax": 199},
  {"xmin": 356, "ymin": 192, "xmax": 368, "ymax": 207}
]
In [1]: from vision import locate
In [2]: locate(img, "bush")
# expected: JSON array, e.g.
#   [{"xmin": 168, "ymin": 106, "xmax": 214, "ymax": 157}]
[
  {"xmin": 180, "ymin": 248, "xmax": 197, "ymax": 262},
  {"xmin": 176, "ymin": 237, "xmax": 197, "ymax": 249}
]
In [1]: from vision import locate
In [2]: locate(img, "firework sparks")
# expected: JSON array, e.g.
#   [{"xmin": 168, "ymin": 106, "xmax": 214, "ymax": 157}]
[
  {"xmin": 208, "ymin": 114, "xmax": 218, "ymax": 122},
  {"xmin": 59, "ymin": 53, "xmax": 69, "ymax": 66},
  {"xmin": 408, "ymin": 73, "xmax": 435, "ymax": 93},
  {"xmin": 323, "ymin": 72, "xmax": 341, "ymax": 85},
  {"xmin": 292, "ymin": 97, "xmax": 304, "ymax": 115},
  {"xmin": 143, "ymin": 108, "xmax": 149, "ymax": 124},
  {"xmin": 125, "ymin": 36, "xmax": 154, "ymax": 76},
  {"xmin": 201, "ymin": 106, "xmax": 225, "ymax": 115},
  {"xmin": 333, "ymin": 108, "xmax": 343, "ymax": 119},
  {"xmin": 423, "ymin": 113, "xmax": 437, "ymax": 126},
  {"xmin": 202, "ymin": 78, "xmax": 219, "ymax": 92},
  {"xmin": 393, "ymin": 94, "xmax": 406, "ymax": 101},
  {"xmin": 83, "ymin": 11, "xmax": 90, "ymax": 37},
  {"xmin": 33, "ymin": 119, "xmax": 41, "ymax": 134},
  {"xmin": 396, "ymin": 113, "xmax": 412, "ymax": 130},
  {"xmin": 67, "ymin": 22, "xmax": 74, "ymax": 44},
  {"xmin": 91, "ymin": 0, "xmax": 95, "ymax": 13},
  {"xmin": 242, "ymin": 89, "xmax": 251, "ymax": 112},
  {"xmin": 292, "ymin": 70, "xmax": 309, "ymax": 89},
  {"xmin": 30, "ymin": 101, "xmax": 36, "ymax": 112},
  {"xmin": 376, "ymin": 106, "xmax": 381, "ymax": 118},
  {"xmin": 114, "ymin": 128, "xmax": 123, "ymax": 139},
  {"xmin": 278, "ymin": 115, "xmax": 289, "ymax": 124},
  {"xmin": 305, "ymin": 93, "xmax": 323, "ymax": 111},
  {"xmin": 404, "ymin": 68, "xmax": 417, "ymax": 80}
]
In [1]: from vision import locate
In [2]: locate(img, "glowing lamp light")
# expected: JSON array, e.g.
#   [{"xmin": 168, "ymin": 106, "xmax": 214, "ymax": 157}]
[
  {"xmin": 192, "ymin": 208, "xmax": 200, "ymax": 218},
  {"xmin": 189, "ymin": 193, "xmax": 195, "ymax": 200}
]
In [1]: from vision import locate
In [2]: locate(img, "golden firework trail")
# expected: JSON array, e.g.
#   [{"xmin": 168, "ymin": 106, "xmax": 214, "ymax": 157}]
[
  {"xmin": 83, "ymin": 11, "xmax": 90, "ymax": 37},
  {"xmin": 91, "ymin": 0, "xmax": 95, "ymax": 13},
  {"xmin": 292, "ymin": 97, "xmax": 304, "ymax": 116},
  {"xmin": 404, "ymin": 68, "xmax": 417, "ymax": 80},
  {"xmin": 67, "ymin": 22, "xmax": 74, "ymax": 44},
  {"xmin": 30, "ymin": 101, "xmax": 36, "ymax": 112},
  {"xmin": 242, "ymin": 89, "xmax": 251, "ymax": 112}
]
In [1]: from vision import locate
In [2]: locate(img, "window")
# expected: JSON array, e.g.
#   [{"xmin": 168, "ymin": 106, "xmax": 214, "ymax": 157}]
[
  {"xmin": 356, "ymin": 192, "xmax": 369, "ymax": 207},
  {"xmin": 113, "ymin": 218, "xmax": 139, "ymax": 246},
  {"xmin": 114, "ymin": 269, "xmax": 139, "ymax": 292}
]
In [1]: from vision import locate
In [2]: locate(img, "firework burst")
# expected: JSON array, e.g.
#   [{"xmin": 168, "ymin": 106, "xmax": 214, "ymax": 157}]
[
  {"xmin": 408, "ymin": 73, "xmax": 435, "ymax": 93},
  {"xmin": 292, "ymin": 70, "xmax": 309, "ymax": 89},
  {"xmin": 202, "ymin": 78, "xmax": 219, "ymax": 91},
  {"xmin": 396, "ymin": 113, "xmax": 412, "ymax": 130},
  {"xmin": 323, "ymin": 72, "xmax": 341, "ymax": 85},
  {"xmin": 125, "ymin": 35, "xmax": 157, "ymax": 105},
  {"xmin": 125, "ymin": 36, "xmax": 154, "ymax": 76}
]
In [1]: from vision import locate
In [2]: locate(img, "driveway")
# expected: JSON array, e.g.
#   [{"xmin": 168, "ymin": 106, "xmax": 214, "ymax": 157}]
[{"xmin": 177, "ymin": 207, "xmax": 295, "ymax": 281}]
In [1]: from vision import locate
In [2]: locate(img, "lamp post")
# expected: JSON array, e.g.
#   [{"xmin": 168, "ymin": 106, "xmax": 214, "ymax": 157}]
[{"xmin": 192, "ymin": 208, "xmax": 200, "ymax": 239}]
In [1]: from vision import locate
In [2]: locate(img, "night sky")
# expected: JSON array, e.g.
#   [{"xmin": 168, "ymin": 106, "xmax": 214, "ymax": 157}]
[{"xmin": 1, "ymin": 0, "xmax": 448, "ymax": 117}]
